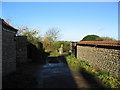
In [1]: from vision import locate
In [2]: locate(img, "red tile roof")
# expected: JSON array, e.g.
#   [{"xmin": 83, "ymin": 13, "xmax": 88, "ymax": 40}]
[
  {"xmin": 1, "ymin": 18, "xmax": 18, "ymax": 32},
  {"xmin": 77, "ymin": 41, "xmax": 120, "ymax": 47}
]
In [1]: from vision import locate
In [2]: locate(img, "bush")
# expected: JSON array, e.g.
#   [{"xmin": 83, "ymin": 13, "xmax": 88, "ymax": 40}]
[
  {"xmin": 81, "ymin": 35, "xmax": 116, "ymax": 41},
  {"xmin": 81, "ymin": 35, "xmax": 101, "ymax": 41}
]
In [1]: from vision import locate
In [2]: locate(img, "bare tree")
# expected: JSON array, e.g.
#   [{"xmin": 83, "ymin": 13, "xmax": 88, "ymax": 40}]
[
  {"xmin": 5, "ymin": 17, "xmax": 18, "ymax": 28},
  {"xmin": 5, "ymin": 16, "xmax": 13, "ymax": 24},
  {"xmin": 45, "ymin": 28, "xmax": 61, "ymax": 42},
  {"xmin": 43, "ymin": 28, "xmax": 61, "ymax": 52}
]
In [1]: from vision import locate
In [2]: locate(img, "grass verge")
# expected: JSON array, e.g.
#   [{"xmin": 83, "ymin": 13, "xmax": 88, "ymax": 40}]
[
  {"xmin": 49, "ymin": 52, "xmax": 69, "ymax": 57},
  {"xmin": 66, "ymin": 54, "xmax": 120, "ymax": 88}
]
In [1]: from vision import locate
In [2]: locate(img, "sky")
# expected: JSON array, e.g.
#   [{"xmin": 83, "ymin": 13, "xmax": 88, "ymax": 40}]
[{"xmin": 1, "ymin": 2, "xmax": 118, "ymax": 41}]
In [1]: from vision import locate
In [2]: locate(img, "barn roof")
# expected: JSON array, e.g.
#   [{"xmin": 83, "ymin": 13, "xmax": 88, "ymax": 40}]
[
  {"xmin": 1, "ymin": 18, "xmax": 18, "ymax": 32},
  {"xmin": 77, "ymin": 41, "xmax": 120, "ymax": 47}
]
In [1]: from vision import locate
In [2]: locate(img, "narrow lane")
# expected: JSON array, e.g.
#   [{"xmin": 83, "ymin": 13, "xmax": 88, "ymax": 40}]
[
  {"xmin": 16, "ymin": 56, "xmax": 105, "ymax": 88},
  {"xmin": 33, "ymin": 56, "xmax": 105, "ymax": 88},
  {"xmin": 34, "ymin": 56, "xmax": 78, "ymax": 88}
]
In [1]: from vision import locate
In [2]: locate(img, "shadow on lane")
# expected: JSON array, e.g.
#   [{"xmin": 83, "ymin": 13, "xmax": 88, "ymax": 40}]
[
  {"xmin": 46, "ymin": 55, "xmax": 106, "ymax": 88},
  {"xmin": 42, "ymin": 55, "xmax": 78, "ymax": 88},
  {"xmin": 3, "ymin": 54, "xmax": 106, "ymax": 88}
]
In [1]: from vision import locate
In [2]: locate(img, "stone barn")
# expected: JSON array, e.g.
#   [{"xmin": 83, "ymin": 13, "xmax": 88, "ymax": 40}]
[
  {"xmin": 76, "ymin": 41, "xmax": 120, "ymax": 78},
  {"xmin": 2, "ymin": 19, "xmax": 18, "ymax": 76}
]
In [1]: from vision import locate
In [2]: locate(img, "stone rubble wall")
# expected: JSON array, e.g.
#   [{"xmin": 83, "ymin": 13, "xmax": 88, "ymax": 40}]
[
  {"xmin": 0, "ymin": 23, "xmax": 2, "ymax": 89},
  {"xmin": 77, "ymin": 45, "xmax": 120, "ymax": 78},
  {"xmin": 16, "ymin": 36, "xmax": 28, "ymax": 64},
  {"xmin": 2, "ymin": 30, "xmax": 16, "ymax": 76}
]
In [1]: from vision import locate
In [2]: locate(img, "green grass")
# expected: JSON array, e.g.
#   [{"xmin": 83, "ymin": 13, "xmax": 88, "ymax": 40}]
[
  {"xmin": 49, "ymin": 52, "xmax": 69, "ymax": 57},
  {"xmin": 49, "ymin": 52, "xmax": 60, "ymax": 57},
  {"xmin": 66, "ymin": 55, "xmax": 120, "ymax": 88}
]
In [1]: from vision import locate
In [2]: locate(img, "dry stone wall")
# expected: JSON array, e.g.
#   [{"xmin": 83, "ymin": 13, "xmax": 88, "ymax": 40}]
[{"xmin": 77, "ymin": 45, "xmax": 120, "ymax": 78}]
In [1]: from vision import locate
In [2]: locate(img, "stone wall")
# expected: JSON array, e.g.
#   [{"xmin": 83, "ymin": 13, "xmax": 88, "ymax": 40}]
[
  {"xmin": 2, "ymin": 29, "xmax": 16, "ymax": 76},
  {"xmin": 77, "ymin": 45, "xmax": 120, "ymax": 78},
  {"xmin": 27, "ymin": 42, "xmax": 48, "ymax": 64},
  {"xmin": 16, "ymin": 36, "xmax": 49, "ymax": 64},
  {"xmin": 71, "ymin": 42, "xmax": 77, "ymax": 56},
  {"xmin": 16, "ymin": 36, "xmax": 28, "ymax": 64}
]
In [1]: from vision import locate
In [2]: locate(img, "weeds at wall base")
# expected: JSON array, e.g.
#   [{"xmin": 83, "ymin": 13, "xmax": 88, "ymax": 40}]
[{"xmin": 66, "ymin": 55, "xmax": 120, "ymax": 88}]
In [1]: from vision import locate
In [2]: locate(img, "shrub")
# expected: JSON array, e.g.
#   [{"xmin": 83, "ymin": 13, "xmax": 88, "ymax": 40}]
[
  {"xmin": 81, "ymin": 35, "xmax": 101, "ymax": 41},
  {"xmin": 81, "ymin": 35, "xmax": 116, "ymax": 41}
]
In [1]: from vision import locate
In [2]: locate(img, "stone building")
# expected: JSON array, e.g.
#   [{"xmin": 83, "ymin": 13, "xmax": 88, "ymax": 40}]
[
  {"xmin": 0, "ymin": 18, "xmax": 2, "ymax": 89},
  {"xmin": 76, "ymin": 41, "xmax": 120, "ymax": 78},
  {"xmin": 2, "ymin": 18, "xmax": 18, "ymax": 76}
]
